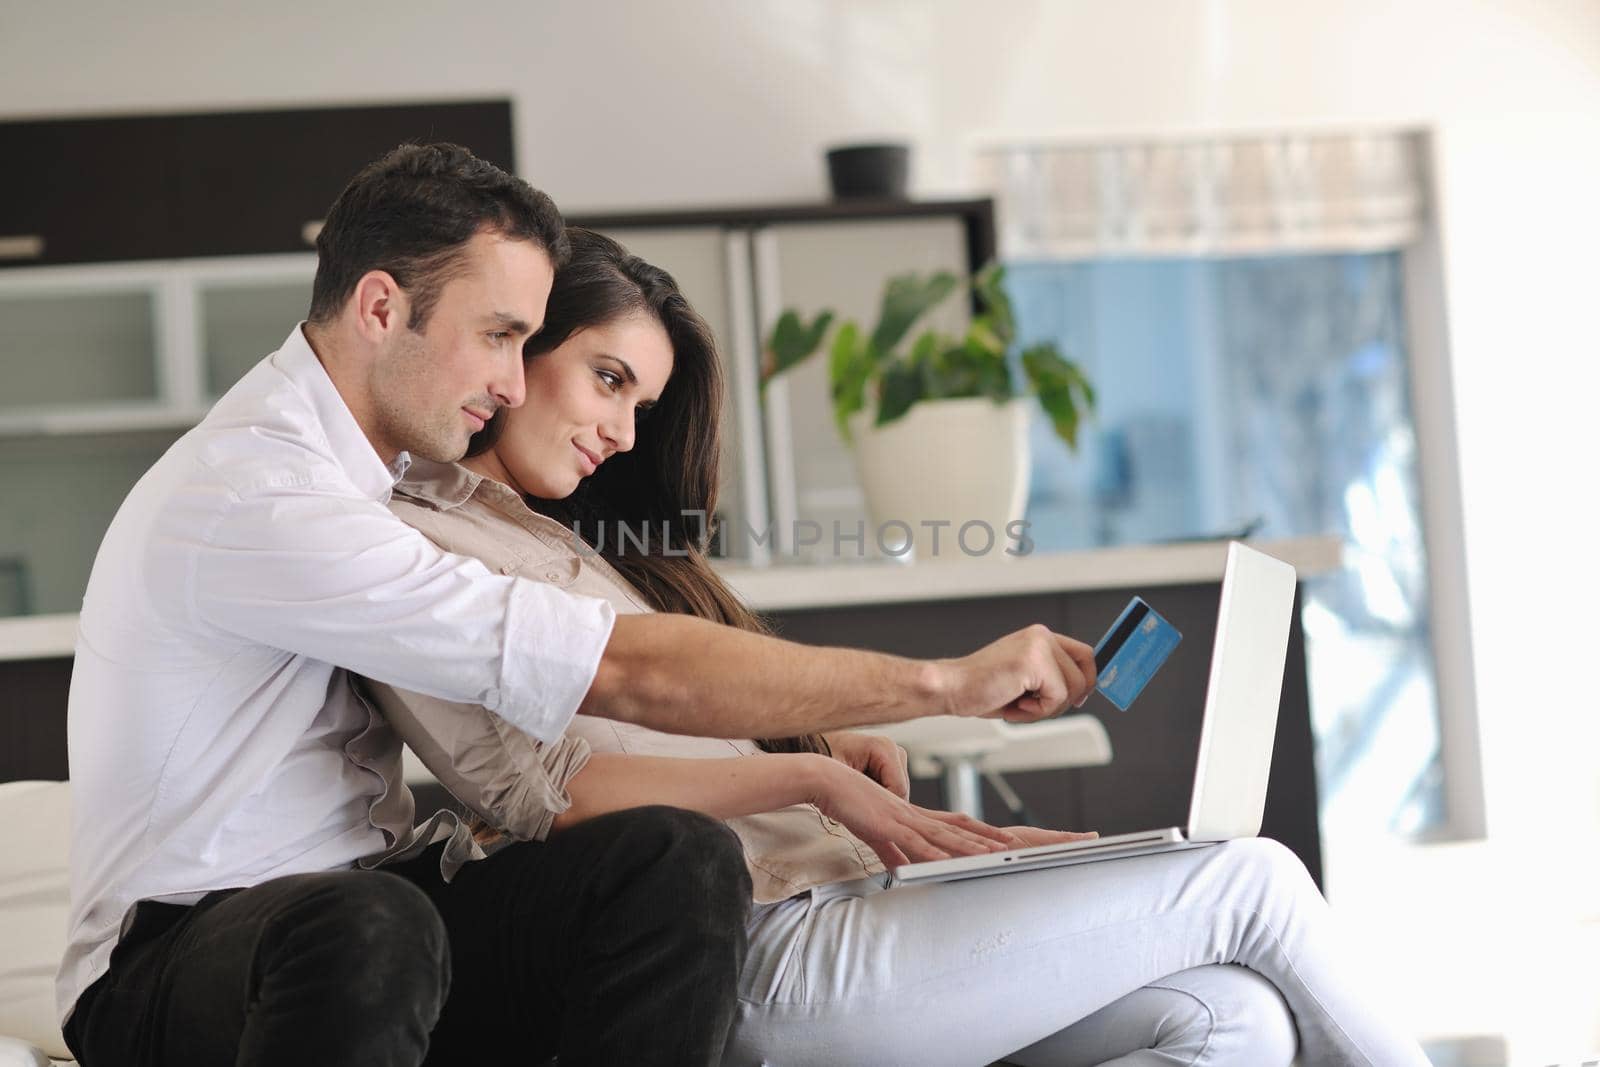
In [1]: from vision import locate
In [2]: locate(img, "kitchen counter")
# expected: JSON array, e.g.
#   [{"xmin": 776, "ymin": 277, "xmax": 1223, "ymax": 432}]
[{"xmin": 717, "ymin": 535, "xmax": 1343, "ymax": 612}]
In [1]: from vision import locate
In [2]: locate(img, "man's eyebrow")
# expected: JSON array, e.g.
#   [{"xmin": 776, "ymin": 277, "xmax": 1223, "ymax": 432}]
[{"xmin": 487, "ymin": 312, "xmax": 532, "ymax": 334}]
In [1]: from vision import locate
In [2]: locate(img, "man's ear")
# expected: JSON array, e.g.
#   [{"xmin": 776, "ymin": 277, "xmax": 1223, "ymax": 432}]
[{"xmin": 351, "ymin": 270, "xmax": 409, "ymax": 342}]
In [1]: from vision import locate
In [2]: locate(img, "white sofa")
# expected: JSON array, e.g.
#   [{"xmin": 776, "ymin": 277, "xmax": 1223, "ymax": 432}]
[{"xmin": 0, "ymin": 780, "xmax": 73, "ymax": 1066}]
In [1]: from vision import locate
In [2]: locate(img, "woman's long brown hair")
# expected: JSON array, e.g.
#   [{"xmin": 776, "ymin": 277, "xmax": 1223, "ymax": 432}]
[{"xmin": 470, "ymin": 227, "xmax": 829, "ymax": 758}]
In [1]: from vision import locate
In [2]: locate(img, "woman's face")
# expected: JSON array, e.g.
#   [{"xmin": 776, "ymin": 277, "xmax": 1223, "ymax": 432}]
[{"xmin": 480, "ymin": 312, "xmax": 674, "ymax": 499}]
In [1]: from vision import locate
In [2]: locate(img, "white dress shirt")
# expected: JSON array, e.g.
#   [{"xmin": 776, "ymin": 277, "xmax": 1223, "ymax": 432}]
[{"xmin": 56, "ymin": 325, "xmax": 616, "ymax": 1024}]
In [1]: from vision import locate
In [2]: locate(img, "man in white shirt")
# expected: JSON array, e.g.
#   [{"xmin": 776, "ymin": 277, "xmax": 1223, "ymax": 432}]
[{"xmin": 60, "ymin": 143, "xmax": 1097, "ymax": 1067}]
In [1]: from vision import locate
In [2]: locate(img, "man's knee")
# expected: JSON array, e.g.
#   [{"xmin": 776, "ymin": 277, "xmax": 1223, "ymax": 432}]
[
  {"xmin": 615, "ymin": 805, "xmax": 749, "ymax": 884},
  {"xmin": 601, "ymin": 806, "xmax": 752, "ymax": 933},
  {"xmin": 264, "ymin": 873, "xmax": 449, "ymax": 1006}
]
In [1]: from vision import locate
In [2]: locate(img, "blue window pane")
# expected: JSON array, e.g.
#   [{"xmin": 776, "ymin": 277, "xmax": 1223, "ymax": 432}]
[{"xmin": 1008, "ymin": 252, "xmax": 1445, "ymax": 840}]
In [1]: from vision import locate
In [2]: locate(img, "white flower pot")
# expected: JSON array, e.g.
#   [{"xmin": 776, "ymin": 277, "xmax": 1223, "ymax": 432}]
[{"xmin": 848, "ymin": 396, "xmax": 1032, "ymax": 563}]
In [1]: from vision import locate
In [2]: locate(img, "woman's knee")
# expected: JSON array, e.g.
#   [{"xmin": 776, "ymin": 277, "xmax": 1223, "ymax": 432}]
[
  {"xmin": 1149, "ymin": 964, "xmax": 1298, "ymax": 1065},
  {"xmin": 1214, "ymin": 837, "xmax": 1321, "ymax": 903}
]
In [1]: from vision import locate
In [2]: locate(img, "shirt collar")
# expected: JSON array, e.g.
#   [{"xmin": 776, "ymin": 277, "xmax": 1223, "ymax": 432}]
[
  {"xmin": 273, "ymin": 323, "xmax": 409, "ymax": 503},
  {"xmin": 395, "ymin": 456, "xmax": 485, "ymax": 511},
  {"xmin": 396, "ymin": 459, "xmax": 576, "ymax": 542}
]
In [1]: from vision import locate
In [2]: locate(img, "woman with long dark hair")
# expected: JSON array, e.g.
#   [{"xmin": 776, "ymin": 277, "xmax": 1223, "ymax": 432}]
[{"xmin": 362, "ymin": 229, "xmax": 1429, "ymax": 1066}]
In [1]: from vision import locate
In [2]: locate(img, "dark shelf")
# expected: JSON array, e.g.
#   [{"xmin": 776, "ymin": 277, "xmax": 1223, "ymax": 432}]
[
  {"xmin": 571, "ymin": 197, "xmax": 997, "ymax": 272},
  {"xmin": 0, "ymin": 100, "xmax": 514, "ymax": 268}
]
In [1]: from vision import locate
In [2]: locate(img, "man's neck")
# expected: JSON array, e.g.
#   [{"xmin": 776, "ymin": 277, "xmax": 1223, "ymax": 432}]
[{"xmin": 302, "ymin": 321, "xmax": 402, "ymax": 466}]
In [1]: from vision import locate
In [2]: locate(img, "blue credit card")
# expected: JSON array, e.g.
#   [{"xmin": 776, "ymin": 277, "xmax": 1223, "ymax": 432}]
[{"xmin": 1092, "ymin": 597, "xmax": 1182, "ymax": 711}]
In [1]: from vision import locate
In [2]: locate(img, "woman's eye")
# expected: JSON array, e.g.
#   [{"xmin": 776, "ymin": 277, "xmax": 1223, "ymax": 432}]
[
  {"xmin": 488, "ymin": 331, "xmax": 511, "ymax": 343},
  {"xmin": 595, "ymin": 369, "xmax": 623, "ymax": 390}
]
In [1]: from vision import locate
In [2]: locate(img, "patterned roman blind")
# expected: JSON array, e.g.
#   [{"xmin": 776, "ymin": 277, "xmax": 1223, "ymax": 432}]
[{"xmin": 977, "ymin": 131, "xmax": 1427, "ymax": 260}]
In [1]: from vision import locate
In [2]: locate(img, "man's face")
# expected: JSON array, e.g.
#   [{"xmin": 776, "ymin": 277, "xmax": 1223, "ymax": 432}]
[{"xmin": 368, "ymin": 231, "xmax": 555, "ymax": 463}]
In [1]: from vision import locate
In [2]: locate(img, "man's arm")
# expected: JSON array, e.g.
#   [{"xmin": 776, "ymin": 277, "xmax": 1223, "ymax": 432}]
[
  {"xmin": 580, "ymin": 614, "xmax": 1096, "ymax": 736},
  {"xmin": 190, "ymin": 483, "xmax": 1091, "ymax": 746},
  {"xmin": 186, "ymin": 486, "xmax": 613, "ymax": 744}
]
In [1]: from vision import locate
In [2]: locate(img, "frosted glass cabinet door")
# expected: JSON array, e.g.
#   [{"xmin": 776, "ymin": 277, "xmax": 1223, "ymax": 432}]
[
  {"xmin": 0, "ymin": 286, "xmax": 160, "ymax": 413},
  {"xmin": 759, "ymin": 217, "xmax": 969, "ymax": 563},
  {"xmin": 589, "ymin": 226, "xmax": 763, "ymax": 560},
  {"xmin": 200, "ymin": 277, "xmax": 314, "ymax": 397},
  {"xmin": 0, "ymin": 429, "xmax": 187, "ymax": 616}
]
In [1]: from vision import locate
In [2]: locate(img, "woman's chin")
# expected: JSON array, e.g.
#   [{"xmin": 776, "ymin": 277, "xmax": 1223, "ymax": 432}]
[{"xmin": 518, "ymin": 472, "xmax": 581, "ymax": 501}]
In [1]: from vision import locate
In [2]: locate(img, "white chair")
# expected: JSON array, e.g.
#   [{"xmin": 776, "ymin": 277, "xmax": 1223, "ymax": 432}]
[
  {"xmin": 862, "ymin": 713, "xmax": 1112, "ymax": 819},
  {"xmin": 0, "ymin": 780, "xmax": 74, "ymax": 1066}
]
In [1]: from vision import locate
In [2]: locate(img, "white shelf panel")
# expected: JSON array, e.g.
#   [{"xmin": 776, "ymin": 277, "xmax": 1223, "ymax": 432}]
[
  {"xmin": 0, "ymin": 613, "xmax": 77, "ymax": 662},
  {"xmin": 0, "ymin": 252, "xmax": 317, "ymax": 290},
  {"xmin": 0, "ymin": 404, "xmax": 206, "ymax": 437}
]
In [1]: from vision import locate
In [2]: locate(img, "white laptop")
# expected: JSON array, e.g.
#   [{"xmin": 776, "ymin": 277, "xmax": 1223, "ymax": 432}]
[{"xmin": 889, "ymin": 541, "xmax": 1298, "ymax": 888}]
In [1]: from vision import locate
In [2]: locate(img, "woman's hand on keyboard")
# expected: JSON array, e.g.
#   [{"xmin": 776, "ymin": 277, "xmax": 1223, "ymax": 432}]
[
  {"xmin": 993, "ymin": 825, "xmax": 1100, "ymax": 849},
  {"xmin": 803, "ymin": 755, "xmax": 1013, "ymax": 870}
]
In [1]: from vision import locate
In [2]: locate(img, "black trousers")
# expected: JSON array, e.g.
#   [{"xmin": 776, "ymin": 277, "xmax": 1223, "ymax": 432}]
[{"xmin": 64, "ymin": 805, "xmax": 753, "ymax": 1067}]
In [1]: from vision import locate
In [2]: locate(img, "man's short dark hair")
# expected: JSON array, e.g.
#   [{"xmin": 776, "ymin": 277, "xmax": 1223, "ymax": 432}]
[{"xmin": 307, "ymin": 142, "xmax": 569, "ymax": 330}]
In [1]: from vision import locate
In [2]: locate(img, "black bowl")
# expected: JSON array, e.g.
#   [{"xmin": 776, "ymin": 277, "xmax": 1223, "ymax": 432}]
[{"xmin": 825, "ymin": 143, "xmax": 910, "ymax": 200}]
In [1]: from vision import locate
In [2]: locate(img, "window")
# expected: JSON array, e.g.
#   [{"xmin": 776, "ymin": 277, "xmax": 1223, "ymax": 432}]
[
  {"xmin": 981, "ymin": 131, "xmax": 1478, "ymax": 850},
  {"xmin": 1008, "ymin": 251, "xmax": 1445, "ymax": 840}
]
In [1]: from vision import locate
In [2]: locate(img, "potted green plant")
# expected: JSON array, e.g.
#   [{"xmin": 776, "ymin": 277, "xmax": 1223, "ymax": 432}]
[{"xmin": 763, "ymin": 264, "xmax": 1095, "ymax": 561}]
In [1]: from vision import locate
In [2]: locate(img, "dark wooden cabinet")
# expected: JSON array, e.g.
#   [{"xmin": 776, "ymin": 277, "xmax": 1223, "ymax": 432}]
[
  {"xmin": 0, "ymin": 101, "xmax": 514, "ymax": 269},
  {"xmin": 0, "ymin": 124, "xmax": 55, "ymax": 264},
  {"xmin": 173, "ymin": 102, "xmax": 515, "ymax": 258},
  {"xmin": 0, "ymin": 657, "xmax": 71, "ymax": 782},
  {"xmin": 1, "ymin": 117, "xmax": 184, "ymax": 265}
]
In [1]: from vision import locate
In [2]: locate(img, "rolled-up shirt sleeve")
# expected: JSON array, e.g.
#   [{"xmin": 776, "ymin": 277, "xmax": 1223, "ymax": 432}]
[
  {"xmin": 183, "ymin": 481, "xmax": 615, "ymax": 744},
  {"xmin": 360, "ymin": 678, "xmax": 592, "ymax": 841}
]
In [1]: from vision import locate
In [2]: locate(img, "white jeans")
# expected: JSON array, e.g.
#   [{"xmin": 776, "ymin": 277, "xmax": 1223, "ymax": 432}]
[{"xmin": 725, "ymin": 838, "xmax": 1429, "ymax": 1066}]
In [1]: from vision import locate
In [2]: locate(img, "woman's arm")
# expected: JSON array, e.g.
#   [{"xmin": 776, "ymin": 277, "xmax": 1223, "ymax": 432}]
[
  {"xmin": 551, "ymin": 752, "xmax": 823, "ymax": 829},
  {"xmin": 554, "ymin": 750, "xmax": 1049, "ymax": 869},
  {"xmin": 360, "ymin": 676, "xmax": 590, "ymax": 842},
  {"xmin": 366, "ymin": 676, "xmax": 1089, "ymax": 869}
]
